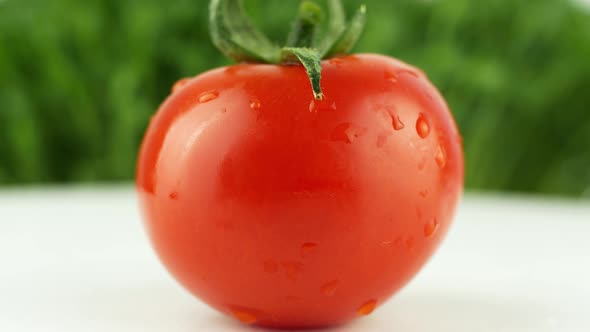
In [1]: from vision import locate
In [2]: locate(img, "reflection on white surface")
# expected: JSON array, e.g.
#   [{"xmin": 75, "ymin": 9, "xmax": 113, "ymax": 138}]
[{"xmin": 0, "ymin": 187, "xmax": 589, "ymax": 331}]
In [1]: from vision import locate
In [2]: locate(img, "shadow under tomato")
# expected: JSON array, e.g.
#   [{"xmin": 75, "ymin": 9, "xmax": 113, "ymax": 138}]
[
  {"xmin": 75, "ymin": 284, "xmax": 555, "ymax": 332},
  {"xmin": 224, "ymin": 289, "xmax": 555, "ymax": 332}
]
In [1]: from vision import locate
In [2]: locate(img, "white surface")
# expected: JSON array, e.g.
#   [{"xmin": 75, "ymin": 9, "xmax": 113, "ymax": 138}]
[{"xmin": 0, "ymin": 187, "xmax": 589, "ymax": 332}]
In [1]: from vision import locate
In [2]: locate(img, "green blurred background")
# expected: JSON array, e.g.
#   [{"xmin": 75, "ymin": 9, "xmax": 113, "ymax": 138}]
[{"xmin": 1, "ymin": 0, "xmax": 589, "ymax": 196}]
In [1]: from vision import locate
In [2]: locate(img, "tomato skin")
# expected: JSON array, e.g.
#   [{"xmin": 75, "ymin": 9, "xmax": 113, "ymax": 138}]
[{"xmin": 137, "ymin": 54, "xmax": 463, "ymax": 328}]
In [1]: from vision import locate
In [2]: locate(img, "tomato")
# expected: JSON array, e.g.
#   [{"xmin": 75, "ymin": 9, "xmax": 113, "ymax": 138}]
[{"xmin": 136, "ymin": 53, "xmax": 464, "ymax": 328}]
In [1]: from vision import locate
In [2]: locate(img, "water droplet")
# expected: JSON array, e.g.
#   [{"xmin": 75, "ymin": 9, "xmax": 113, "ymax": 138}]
[
  {"xmin": 321, "ymin": 280, "xmax": 339, "ymax": 296},
  {"xmin": 221, "ymin": 108, "xmax": 227, "ymax": 113},
  {"xmin": 328, "ymin": 102, "xmax": 337, "ymax": 111},
  {"xmin": 250, "ymin": 100, "xmax": 261, "ymax": 110},
  {"xmin": 419, "ymin": 190, "xmax": 428, "ymax": 198},
  {"xmin": 435, "ymin": 145, "xmax": 447, "ymax": 168},
  {"xmin": 417, "ymin": 156, "xmax": 427, "ymax": 171},
  {"xmin": 398, "ymin": 69, "xmax": 420, "ymax": 78},
  {"xmin": 309, "ymin": 100, "xmax": 336, "ymax": 113},
  {"xmin": 281, "ymin": 261, "xmax": 304, "ymax": 280},
  {"xmin": 300, "ymin": 243, "xmax": 318, "ymax": 258},
  {"xmin": 309, "ymin": 100, "xmax": 318, "ymax": 113},
  {"xmin": 198, "ymin": 90, "xmax": 219, "ymax": 103},
  {"xmin": 345, "ymin": 55, "xmax": 361, "ymax": 62},
  {"xmin": 331, "ymin": 123, "xmax": 366, "ymax": 144},
  {"xmin": 169, "ymin": 192, "xmax": 179, "ymax": 200},
  {"xmin": 231, "ymin": 309, "xmax": 257, "ymax": 324},
  {"xmin": 172, "ymin": 78, "xmax": 191, "ymax": 94},
  {"xmin": 376, "ymin": 135, "xmax": 388, "ymax": 148},
  {"xmin": 331, "ymin": 123, "xmax": 353, "ymax": 143},
  {"xmin": 391, "ymin": 114, "xmax": 405, "ymax": 131},
  {"xmin": 329, "ymin": 57, "xmax": 345, "ymax": 66},
  {"xmin": 424, "ymin": 218, "xmax": 440, "ymax": 237},
  {"xmin": 380, "ymin": 240, "xmax": 393, "ymax": 247},
  {"xmin": 224, "ymin": 65, "xmax": 244, "ymax": 76},
  {"xmin": 405, "ymin": 236, "xmax": 415, "ymax": 249},
  {"xmin": 416, "ymin": 114, "xmax": 430, "ymax": 138},
  {"xmin": 357, "ymin": 300, "xmax": 377, "ymax": 316},
  {"xmin": 384, "ymin": 71, "xmax": 398, "ymax": 83},
  {"xmin": 264, "ymin": 260, "xmax": 278, "ymax": 274}
]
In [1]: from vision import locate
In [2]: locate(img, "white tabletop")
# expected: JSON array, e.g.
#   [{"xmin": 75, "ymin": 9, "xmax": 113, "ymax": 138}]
[{"xmin": 0, "ymin": 187, "xmax": 589, "ymax": 332}]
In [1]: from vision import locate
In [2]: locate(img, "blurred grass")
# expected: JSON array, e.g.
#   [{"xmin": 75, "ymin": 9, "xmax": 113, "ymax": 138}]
[{"xmin": 0, "ymin": 0, "xmax": 589, "ymax": 196}]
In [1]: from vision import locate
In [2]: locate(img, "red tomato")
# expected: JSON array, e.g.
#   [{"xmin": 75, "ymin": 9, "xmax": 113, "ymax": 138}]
[{"xmin": 137, "ymin": 54, "xmax": 463, "ymax": 328}]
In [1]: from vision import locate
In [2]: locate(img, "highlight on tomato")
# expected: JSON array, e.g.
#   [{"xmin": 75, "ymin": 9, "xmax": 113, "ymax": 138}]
[{"xmin": 137, "ymin": 0, "xmax": 464, "ymax": 328}]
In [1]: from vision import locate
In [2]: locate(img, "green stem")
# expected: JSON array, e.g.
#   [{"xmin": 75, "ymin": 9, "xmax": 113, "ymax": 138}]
[
  {"xmin": 208, "ymin": 0, "xmax": 367, "ymax": 100},
  {"xmin": 325, "ymin": 4, "xmax": 367, "ymax": 57},
  {"xmin": 282, "ymin": 47, "xmax": 324, "ymax": 100},
  {"xmin": 286, "ymin": 1, "xmax": 323, "ymax": 48}
]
